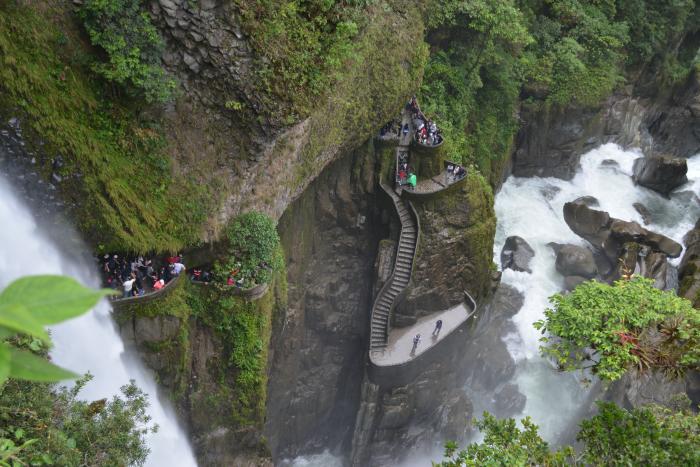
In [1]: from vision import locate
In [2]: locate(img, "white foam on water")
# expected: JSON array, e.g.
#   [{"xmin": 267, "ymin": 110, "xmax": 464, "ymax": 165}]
[
  {"xmin": 494, "ymin": 144, "xmax": 700, "ymax": 441},
  {"xmin": 281, "ymin": 450, "xmax": 345, "ymax": 467},
  {"xmin": 0, "ymin": 176, "xmax": 197, "ymax": 466}
]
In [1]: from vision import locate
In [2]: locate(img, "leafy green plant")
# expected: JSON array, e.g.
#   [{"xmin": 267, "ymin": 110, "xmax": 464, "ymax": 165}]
[
  {"xmin": 0, "ymin": 375, "xmax": 155, "ymax": 466},
  {"xmin": 215, "ymin": 212, "xmax": 283, "ymax": 287},
  {"xmin": 78, "ymin": 0, "xmax": 176, "ymax": 103},
  {"xmin": 434, "ymin": 412, "xmax": 575, "ymax": 466},
  {"xmin": 578, "ymin": 400, "xmax": 700, "ymax": 466},
  {"xmin": 435, "ymin": 401, "xmax": 700, "ymax": 466},
  {"xmin": 0, "ymin": 276, "xmax": 112, "ymax": 386},
  {"xmin": 534, "ymin": 276, "xmax": 700, "ymax": 381}
]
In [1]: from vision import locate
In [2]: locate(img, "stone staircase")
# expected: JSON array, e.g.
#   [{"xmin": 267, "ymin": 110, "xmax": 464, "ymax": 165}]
[{"xmin": 370, "ymin": 182, "xmax": 418, "ymax": 352}]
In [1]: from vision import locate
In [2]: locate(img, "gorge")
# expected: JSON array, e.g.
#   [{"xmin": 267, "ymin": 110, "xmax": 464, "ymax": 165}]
[{"xmin": 1, "ymin": 1, "xmax": 700, "ymax": 466}]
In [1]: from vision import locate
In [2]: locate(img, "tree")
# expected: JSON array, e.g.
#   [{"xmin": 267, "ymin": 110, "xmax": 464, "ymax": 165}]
[
  {"xmin": 435, "ymin": 402, "xmax": 700, "ymax": 466},
  {"xmin": 0, "ymin": 275, "xmax": 153, "ymax": 465},
  {"xmin": 534, "ymin": 276, "xmax": 700, "ymax": 381},
  {"xmin": 433, "ymin": 413, "xmax": 574, "ymax": 466}
]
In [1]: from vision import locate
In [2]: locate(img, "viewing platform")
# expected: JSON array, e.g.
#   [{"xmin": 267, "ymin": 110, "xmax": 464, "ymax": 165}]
[{"xmin": 370, "ymin": 293, "xmax": 477, "ymax": 366}]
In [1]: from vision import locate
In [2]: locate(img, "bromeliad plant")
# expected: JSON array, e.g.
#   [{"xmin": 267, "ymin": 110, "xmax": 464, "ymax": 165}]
[
  {"xmin": 534, "ymin": 276, "xmax": 700, "ymax": 381},
  {"xmin": 0, "ymin": 275, "xmax": 112, "ymax": 386}
]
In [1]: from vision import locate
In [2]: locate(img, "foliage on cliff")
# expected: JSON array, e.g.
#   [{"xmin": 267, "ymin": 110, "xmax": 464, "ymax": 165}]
[
  {"xmin": 420, "ymin": 0, "xmax": 700, "ymax": 184},
  {"xmin": 436, "ymin": 401, "xmax": 700, "ymax": 466},
  {"xmin": 188, "ymin": 257, "xmax": 286, "ymax": 428},
  {"xmin": 77, "ymin": 0, "xmax": 176, "ymax": 104},
  {"xmin": 0, "ymin": 377, "xmax": 154, "ymax": 466},
  {"xmin": 0, "ymin": 2, "xmax": 213, "ymax": 253},
  {"xmin": 534, "ymin": 276, "xmax": 700, "ymax": 381},
  {"xmin": 214, "ymin": 212, "xmax": 284, "ymax": 287},
  {"xmin": 234, "ymin": 0, "xmax": 379, "ymax": 122}
]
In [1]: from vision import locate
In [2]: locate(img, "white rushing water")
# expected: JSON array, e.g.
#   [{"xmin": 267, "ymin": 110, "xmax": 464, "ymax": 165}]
[
  {"xmin": 0, "ymin": 176, "xmax": 197, "ymax": 466},
  {"xmin": 494, "ymin": 143, "xmax": 700, "ymax": 441}
]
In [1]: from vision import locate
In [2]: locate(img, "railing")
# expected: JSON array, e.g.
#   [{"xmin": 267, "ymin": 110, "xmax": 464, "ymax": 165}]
[
  {"xmin": 110, "ymin": 273, "xmax": 184, "ymax": 309},
  {"xmin": 369, "ymin": 183, "xmax": 421, "ymax": 352},
  {"xmin": 368, "ymin": 290, "xmax": 478, "ymax": 384},
  {"xmin": 412, "ymin": 133, "xmax": 445, "ymax": 149}
]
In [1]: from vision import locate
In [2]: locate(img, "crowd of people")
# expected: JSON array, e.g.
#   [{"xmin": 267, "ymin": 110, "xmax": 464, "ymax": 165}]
[
  {"xmin": 446, "ymin": 162, "xmax": 467, "ymax": 182},
  {"xmin": 396, "ymin": 150, "xmax": 417, "ymax": 189},
  {"xmin": 408, "ymin": 97, "xmax": 442, "ymax": 146},
  {"xmin": 101, "ymin": 253, "xmax": 186, "ymax": 299}
]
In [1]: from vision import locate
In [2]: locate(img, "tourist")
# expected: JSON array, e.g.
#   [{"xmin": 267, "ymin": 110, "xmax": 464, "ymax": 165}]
[
  {"xmin": 446, "ymin": 164, "xmax": 454, "ymax": 183},
  {"xmin": 172, "ymin": 261, "xmax": 186, "ymax": 276},
  {"xmin": 201, "ymin": 270, "xmax": 211, "ymax": 283},
  {"xmin": 192, "ymin": 268, "xmax": 202, "ymax": 281},
  {"xmin": 432, "ymin": 319, "xmax": 443, "ymax": 337},
  {"xmin": 108, "ymin": 254, "xmax": 118, "ymax": 274},
  {"xmin": 134, "ymin": 273, "xmax": 144, "ymax": 296},
  {"xmin": 411, "ymin": 333, "xmax": 421, "ymax": 355},
  {"xmin": 102, "ymin": 254, "xmax": 110, "ymax": 273},
  {"xmin": 153, "ymin": 278, "xmax": 165, "ymax": 291},
  {"xmin": 407, "ymin": 172, "xmax": 417, "ymax": 190},
  {"xmin": 227, "ymin": 275, "xmax": 235, "ymax": 286},
  {"xmin": 122, "ymin": 275, "xmax": 135, "ymax": 298},
  {"xmin": 402, "ymin": 123, "xmax": 409, "ymax": 136}
]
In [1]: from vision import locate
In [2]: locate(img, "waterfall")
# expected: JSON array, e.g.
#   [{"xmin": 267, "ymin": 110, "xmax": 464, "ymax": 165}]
[
  {"xmin": 493, "ymin": 144, "xmax": 700, "ymax": 441},
  {"xmin": 0, "ymin": 176, "xmax": 197, "ymax": 466}
]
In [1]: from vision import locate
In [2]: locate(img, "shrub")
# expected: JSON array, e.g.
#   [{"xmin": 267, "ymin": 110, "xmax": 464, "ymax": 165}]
[
  {"xmin": 534, "ymin": 276, "xmax": 700, "ymax": 381},
  {"xmin": 78, "ymin": 0, "xmax": 176, "ymax": 103},
  {"xmin": 215, "ymin": 212, "xmax": 282, "ymax": 287}
]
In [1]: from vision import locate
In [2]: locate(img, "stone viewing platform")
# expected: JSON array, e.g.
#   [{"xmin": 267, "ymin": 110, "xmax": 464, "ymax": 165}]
[{"xmin": 370, "ymin": 293, "xmax": 477, "ymax": 366}]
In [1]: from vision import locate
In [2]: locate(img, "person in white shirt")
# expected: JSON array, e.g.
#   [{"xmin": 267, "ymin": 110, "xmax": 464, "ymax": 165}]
[
  {"xmin": 172, "ymin": 262, "xmax": 186, "ymax": 275},
  {"xmin": 123, "ymin": 277, "xmax": 136, "ymax": 298}
]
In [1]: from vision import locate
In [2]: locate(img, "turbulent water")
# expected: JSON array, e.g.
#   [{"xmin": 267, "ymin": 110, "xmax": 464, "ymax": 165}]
[
  {"xmin": 0, "ymin": 176, "xmax": 197, "ymax": 467},
  {"xmin": 494, "ymin": 144, "xmax": 700, "ymax": 441}
]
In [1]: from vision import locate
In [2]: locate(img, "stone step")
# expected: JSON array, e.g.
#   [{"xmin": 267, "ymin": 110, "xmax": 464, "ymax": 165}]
[{"xmin": 396, "ymin": 256, "xmax": 413, "ymax": 265}]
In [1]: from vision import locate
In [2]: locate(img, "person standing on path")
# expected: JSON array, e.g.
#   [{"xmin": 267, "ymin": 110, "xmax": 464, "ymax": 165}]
[
  {"xmin": 432, "ymin": 319, "xmax": 443, "ymax": 337},
  {"xmin": 411, "ymin": 333, "xmax": 421, "ymax": 356}
]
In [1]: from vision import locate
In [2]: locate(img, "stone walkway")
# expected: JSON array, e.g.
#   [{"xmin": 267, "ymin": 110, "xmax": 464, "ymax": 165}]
[{"xmin": 370, "ymin": 301, "xmax": 476, "ymax": 366}]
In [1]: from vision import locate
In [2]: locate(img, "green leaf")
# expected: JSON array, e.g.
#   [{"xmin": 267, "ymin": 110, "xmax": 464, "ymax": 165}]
[
  {"xmin": 8, "ymin": 348, "xmax": 77, "ymax": 382},
  {"xmin": 0, "ymin": 304, "xmax": 49, "ymax": 341},
  {"xmin": 0, "ymin": 275, "xmax": 112, "ymax": 325},
  {"xmin": 0, "ymin": 345, "xmax": 9, "ymax": 386}
]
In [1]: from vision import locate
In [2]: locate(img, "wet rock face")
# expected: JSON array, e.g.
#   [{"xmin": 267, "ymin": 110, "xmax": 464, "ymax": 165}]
[
  {"xmin": 493, "ymin": 384, "xmax": 527, "ymax": 418},
  {"xmin": 398, "ymin": 176, "xmax": 496, "ymax": 322},
  {"xmin": 632, "ymin": 155, "xmax": 688, "ymax": 196},
  {"xmin": 501, "ymin": 236, "xmax": 535, "ymax": 273},
  {"xmin": 266, "ymin": 145, "xmax": 383, "ymax": 459},
  {"xmin": 679, "ymin": 219, "xmax": 700, "ymax": 307},
  {"xmin": 633, "ymin": 202, "xmax": 652, "ymax": 225},
  {"xmin": 555, "ymin": 244, "xmax": 597, "ymax": 278}
]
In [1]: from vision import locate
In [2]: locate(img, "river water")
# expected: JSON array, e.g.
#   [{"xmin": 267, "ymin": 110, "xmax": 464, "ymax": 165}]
[
  {"xmin": 0, "ymin": 176, "xmax": 197, "ymax": 466},
  {"xmin": 494, "ymin": 144, "xmax": 700, "ymax": 441}
]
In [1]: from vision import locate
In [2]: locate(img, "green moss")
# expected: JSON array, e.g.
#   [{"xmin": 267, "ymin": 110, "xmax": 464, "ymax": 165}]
[
  {"xmin": 0, "ymin": 3, "xmax": 212, "ymax": 252},
  {"xmin": 463, "ymin": 171, "xmax": 497, "ymax": 296},
  {"xmin": 291, "ymin": 2, "xmax": 428, "ymax": 190}
]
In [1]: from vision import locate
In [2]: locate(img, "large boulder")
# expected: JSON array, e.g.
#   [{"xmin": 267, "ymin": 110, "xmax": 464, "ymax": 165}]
[
  {"xmin": 555, "ymin": 245, "xmax": 597, "ymax": 278},
  {"xmin": 610, "ymin": 219, "xmax": 683, "ymax": 258},
  {"xmin": 563, "ymin": 201, "xmax": 611, "ymax": 250},
  {"xmin": 500, "ymin": 236, "xmax": 535, "ymax": 273},
  {"xmin": 632, "ymin": 155, "xmax": 688, "ymax": 196}
]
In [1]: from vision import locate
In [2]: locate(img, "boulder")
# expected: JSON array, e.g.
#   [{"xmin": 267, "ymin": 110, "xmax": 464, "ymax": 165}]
[
  {"xmin": 562, "ymin": 201, "xmax": 611, "ymax": 249},
  {"xmin": 609, "ymin": 219, "xmax": 682, "ymax": 258},
  {"xmin": 500, "ymin": 236, "xmax": 535, "ymax": 273},
  {"xmin": 679, "ymin": 219, "xmax": 700, "ymax": 307},
  {"xmin": 564, "ymin": 275, "xmax": 588, "ymax": 291},
  {"xmin": 632, "ymin": 155, "xmax": 688, "ymax": 196},
  {"xmin": 633, "ymin": 202, "xmax": 652, "ymax": 225},
  {"xmin": 572, "ymin": 195, "xmax": 600, "ymax": 207},
  {"xmin": 555, "ymin": 245, "xmax": 597, "ymax": 278}
]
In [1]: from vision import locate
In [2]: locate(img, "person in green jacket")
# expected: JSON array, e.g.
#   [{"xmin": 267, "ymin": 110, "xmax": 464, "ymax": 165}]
[{"xmin": 407, "ymin": 172, "xmax": 417, "ymax": 189}]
